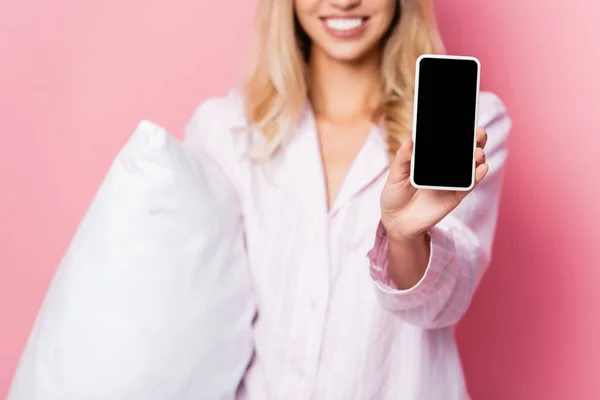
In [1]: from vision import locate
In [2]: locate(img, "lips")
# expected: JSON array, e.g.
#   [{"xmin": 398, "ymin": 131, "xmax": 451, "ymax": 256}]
[
  {"xmin": 324, "ymin": 18, "xmax": 365, "ymax": 31},
  {"xmin": 321, "ymin": 16, "xmax": 369, "ymax": 39}
]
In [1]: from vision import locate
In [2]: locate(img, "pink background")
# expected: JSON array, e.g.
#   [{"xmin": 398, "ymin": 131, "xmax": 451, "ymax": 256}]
[{"xmin": 1, "ymin": 0, "xmax": 599, "ymax": 398}]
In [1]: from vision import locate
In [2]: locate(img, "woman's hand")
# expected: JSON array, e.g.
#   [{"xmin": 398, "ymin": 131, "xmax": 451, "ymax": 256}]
[{"xmin": 380, "ymin": 127, "xmax": 489, "ymax": 243}]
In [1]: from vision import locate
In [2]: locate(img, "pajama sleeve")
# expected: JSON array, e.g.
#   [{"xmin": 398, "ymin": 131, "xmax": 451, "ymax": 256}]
[{"xmin": 368, "ymin": 92, "xmax": 511, "ymax": 329}]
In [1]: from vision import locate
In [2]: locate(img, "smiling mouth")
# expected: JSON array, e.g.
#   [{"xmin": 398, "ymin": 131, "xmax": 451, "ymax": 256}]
[
  {"xmin": 320, "ymin": 16, "xmax": 369, "ymax": 39},
  {"xmin": 323, "ymin": 17, "xmax": 367, "ymax": 31}
]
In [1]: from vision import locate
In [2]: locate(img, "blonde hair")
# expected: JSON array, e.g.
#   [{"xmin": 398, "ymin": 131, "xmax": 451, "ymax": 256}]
[{"xmin": 243, "ymin": 0, "xmax": 446, "ymax": 160}]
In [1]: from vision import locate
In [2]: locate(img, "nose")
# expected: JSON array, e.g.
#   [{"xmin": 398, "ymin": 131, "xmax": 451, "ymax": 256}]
[{"xmin": 329, "ymin": 0, "xmax": 362, "ymax": 10}]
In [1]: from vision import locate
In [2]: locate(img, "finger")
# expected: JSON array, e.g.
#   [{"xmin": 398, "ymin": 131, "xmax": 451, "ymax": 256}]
[
  {"xmin": 454, "ymin": 161, "xmax": 489, "ymax": 203},
  {"xmin": 474, "ymin": 162, "xmax": 489, "ymax": 185},
  {"xmin": 476, "ymin": 127, "xmax": 488, "ymax": 150},
  {"xmin": 387, "ymin": 137, "xmax": 413, "ymax": 184},
  {"xmin": 474, "ymin": 147, "xmax": 485, "ymax": 167}
]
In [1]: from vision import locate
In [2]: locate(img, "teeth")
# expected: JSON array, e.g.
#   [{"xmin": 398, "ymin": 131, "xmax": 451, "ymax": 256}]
[{"xmin": 325, "ymin": 18, "xmax": 363, "ymax": 31}]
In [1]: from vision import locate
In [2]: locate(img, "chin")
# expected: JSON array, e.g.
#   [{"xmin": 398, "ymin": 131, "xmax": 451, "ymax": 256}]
[{"xmin": 322, "ymin": 44, "xmax": 373, "ymax": 64}]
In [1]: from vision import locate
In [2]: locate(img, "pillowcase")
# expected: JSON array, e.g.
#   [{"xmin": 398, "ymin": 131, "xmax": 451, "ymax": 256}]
[{"xmin": 8, "ymin": 120, "xmax": 255, "ymax": 400}]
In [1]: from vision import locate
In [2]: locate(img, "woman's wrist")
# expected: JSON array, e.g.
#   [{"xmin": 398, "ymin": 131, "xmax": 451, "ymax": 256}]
[
  {"xmin": 381, "ymin": 215, "xmax": 428, "ymax": 245},
  {"xmin": 383, "ymin": 220, "xmax": 431, "ymax": 290}
]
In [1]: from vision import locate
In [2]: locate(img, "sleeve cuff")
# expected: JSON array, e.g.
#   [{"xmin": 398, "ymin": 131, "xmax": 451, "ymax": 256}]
[{"xmin": 367, "ymin": 221, "xmax": 456, "ymax": 306}]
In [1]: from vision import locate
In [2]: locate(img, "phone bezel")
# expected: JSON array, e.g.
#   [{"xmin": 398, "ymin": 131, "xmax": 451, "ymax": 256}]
[{"xmin": 409, "ymin": 54, "xmax": 481, "ymax": 192}]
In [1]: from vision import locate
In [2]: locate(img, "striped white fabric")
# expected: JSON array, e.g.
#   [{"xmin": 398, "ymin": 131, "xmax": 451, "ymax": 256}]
[{"xmin": 182, "ymin": 88, "xmax": 510, "ymax": 400}]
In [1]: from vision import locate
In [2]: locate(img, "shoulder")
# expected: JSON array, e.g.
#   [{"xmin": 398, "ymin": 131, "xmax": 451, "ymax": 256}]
[
  {"xmin": 477, "ymin": 91, "xmax": 512, "ymax": 152},
  {"xmin": 182, "ymin": 88, "xmax": 250, "ymax": 183},
  {"xmin": 185, "ymin": 87, "xmax": 248, "ymax": 134},
  {"xmin": 183, "ymin": 87, "xmax": 249, "ymax": 157},
  {"xmin": 477, "ymin": 91, "xmax": 512, "ymax": 133}
]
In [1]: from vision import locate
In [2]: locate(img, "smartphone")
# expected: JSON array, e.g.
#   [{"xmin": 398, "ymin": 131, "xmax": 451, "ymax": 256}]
[{"xmin": 410, "ymin": 54, "xmax": 481, "ymax": 191}]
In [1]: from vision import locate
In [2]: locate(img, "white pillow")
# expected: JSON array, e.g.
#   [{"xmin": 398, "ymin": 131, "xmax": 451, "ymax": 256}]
[{"xmin": 8, "ymin": 120, "xmax": 255, "ymax": 400}]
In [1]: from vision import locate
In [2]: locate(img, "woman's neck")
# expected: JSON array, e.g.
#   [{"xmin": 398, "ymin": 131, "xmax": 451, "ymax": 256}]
[{"xmin": 308, "ymin": 46, "xmax": 381, "ymax": 123}]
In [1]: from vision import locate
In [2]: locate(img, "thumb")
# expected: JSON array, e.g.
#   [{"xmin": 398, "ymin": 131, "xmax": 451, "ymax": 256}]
[{"xmin": 387, "ymin": 137, "xmax": 413, "ymax": 185}]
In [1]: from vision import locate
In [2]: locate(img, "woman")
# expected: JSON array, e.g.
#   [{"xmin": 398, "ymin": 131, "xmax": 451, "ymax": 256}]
[{"xmin": 184, "ymin": 0, "xmax": 510, "ymax": 398}]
